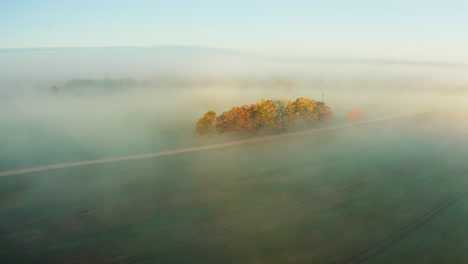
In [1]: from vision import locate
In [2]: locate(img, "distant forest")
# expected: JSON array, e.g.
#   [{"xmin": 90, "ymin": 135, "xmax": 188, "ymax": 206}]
[{"xmin": 49, "ymin": 76, "xmax": 468, "ymax": 95}]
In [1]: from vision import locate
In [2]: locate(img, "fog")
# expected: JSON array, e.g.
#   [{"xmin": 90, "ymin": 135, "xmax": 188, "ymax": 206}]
[
  {"xmin": 1, "ymin": 46, "xmax": 468, "ymax": 172},
  {"xmin": 2, "ymin": 47, "xmax": 468, "ymax": 263}
]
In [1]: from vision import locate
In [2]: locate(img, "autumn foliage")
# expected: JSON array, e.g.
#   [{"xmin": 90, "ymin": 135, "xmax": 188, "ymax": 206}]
[
  {"xmin": 196, "ymin": 97, "xmax": 332, "ymax": 137},
  {"xmin": 195, "ymin": 110, "xmax": 217, "ymax": 137},
  {"xmin": 346, "ymin": 108, "xmax": 365, "ymax": 122}
]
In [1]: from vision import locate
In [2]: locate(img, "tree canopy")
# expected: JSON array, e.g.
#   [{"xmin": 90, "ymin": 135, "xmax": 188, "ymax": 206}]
[
  {"xmin": 196, "ymin": 97, "xmax": 332, "ymax": 137},
  {"xmin": 195, "ymin": 110, "xmax": 217, "ymax": 137}
]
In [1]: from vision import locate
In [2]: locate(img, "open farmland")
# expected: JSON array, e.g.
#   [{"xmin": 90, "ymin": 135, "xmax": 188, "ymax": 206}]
[{"xmin": 1, "ymin": 112, "xmax": 467, "ymax": 264}]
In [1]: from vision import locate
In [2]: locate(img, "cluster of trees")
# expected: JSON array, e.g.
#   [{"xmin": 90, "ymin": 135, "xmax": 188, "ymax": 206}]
[{"xmin": 196, "ymin": 97, "xmax": 332, "ymax": 137}]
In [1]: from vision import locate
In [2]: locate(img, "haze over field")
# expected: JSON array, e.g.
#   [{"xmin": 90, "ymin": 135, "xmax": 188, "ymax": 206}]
[
  {"xmin": 1, "ymin": 1, "xmax": 467, "ymax": 263},
  {"xmin": 1, "ymin": 45, "xmax": 468, "ymax": 170},
  {"xmin": 0, "ymin": 45, "xmax": 466, "ymax": 171}
]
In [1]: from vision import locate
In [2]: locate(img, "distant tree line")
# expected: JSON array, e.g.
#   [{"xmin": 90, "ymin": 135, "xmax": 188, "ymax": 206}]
[
  {"xmin": 65, "ymin": 78, "xmax": 152, "ymax": 89},
  {"xmin": 196, "ymin": 97, "xmax": 332, "ymax": 137},
  {"xmin": 47, "ymin": 78, "xmax": 155, "ymax": 95}
]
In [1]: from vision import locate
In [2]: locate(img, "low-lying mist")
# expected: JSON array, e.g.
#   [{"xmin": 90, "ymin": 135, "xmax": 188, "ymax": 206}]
[{"xmin": 1, "ymin": 47, "xmax": 467, "ymax": 172}]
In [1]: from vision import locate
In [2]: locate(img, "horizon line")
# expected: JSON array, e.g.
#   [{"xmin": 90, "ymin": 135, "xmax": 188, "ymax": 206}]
[{"xmin": 0, "ymin": 45, "xmax": 467, "ymax": 68}]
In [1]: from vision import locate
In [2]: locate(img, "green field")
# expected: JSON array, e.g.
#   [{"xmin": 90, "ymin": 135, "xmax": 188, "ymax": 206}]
[{"xmin": 1, "ymin": 113, "xmax": 467, "ymax": 264}]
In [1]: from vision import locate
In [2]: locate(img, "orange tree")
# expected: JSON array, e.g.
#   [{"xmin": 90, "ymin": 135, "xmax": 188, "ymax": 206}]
[
  {"xmin": 216, "ymin": 105, "xmax": 256, "ymax": 134},
  {"xmin": 347, "ymin": 108, "xmax": 365, "ymax": 122}
]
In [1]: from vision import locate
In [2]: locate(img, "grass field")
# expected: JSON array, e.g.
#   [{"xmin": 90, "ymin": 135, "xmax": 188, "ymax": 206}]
[{"xmin": 1, "ymin": 112, "xmax": 467, "ymax": 264}]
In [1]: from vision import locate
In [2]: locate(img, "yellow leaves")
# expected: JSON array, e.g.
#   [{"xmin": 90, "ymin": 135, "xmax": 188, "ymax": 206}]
[
  {"xmin": 253, "ymin": 99, "xmax": 281, "ymax": 130},
  {"xmin": 285, "ymin": 97, "xmax": 318, "ymax": 126},
  {"xmin": 196, "ymin": 97, "xmax": 333, "ymax": 137},
  {"xmin": 195, "ymin": 110, "xmax": 217, "ymax": 136}
]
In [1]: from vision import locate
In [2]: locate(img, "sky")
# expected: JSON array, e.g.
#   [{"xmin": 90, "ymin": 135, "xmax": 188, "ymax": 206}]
[{"xmin": 1, "ymin": 0, "xmax": 468, "ymax": 63}]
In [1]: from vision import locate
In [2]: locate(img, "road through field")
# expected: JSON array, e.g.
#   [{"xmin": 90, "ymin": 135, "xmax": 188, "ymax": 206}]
[{"xmin": 0, "ymin": 112, "xmax": 428, "ymax": 177}]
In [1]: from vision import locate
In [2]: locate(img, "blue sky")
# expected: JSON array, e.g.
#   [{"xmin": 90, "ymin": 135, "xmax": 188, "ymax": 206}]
[{"xmin": 2, "ymin": 0, "xmax": 468, "ymax": 62}]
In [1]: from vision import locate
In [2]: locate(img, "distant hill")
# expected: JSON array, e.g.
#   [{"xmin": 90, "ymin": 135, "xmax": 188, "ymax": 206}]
[
  {"xmin": 0, "ymin": 46, "xmax": 245, "ymax": 81},
  {"xmin": 1, "ymin": 45, "xmax": 467, "ymax": 89}
]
